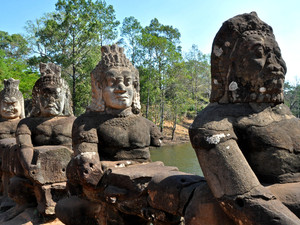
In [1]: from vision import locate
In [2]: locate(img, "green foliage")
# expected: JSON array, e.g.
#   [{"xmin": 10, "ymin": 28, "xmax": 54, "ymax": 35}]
[
  {"xmin": 0, "ymin": 31, "xmax": 30, "ymax": 59},
  {"xmin": 284, "ymin": 81, "xmax": 300, "ymax": 118},
  {"xmin": 0, "ymin": 32, "xmax": 39, "ymax": 99},
  {"xmin": 120, "ymin": 17, "xmax": 211, "ymax": 134},
  {"xmin": 120, "ymin": 16, "xmax": 143, "ymax": 65},
  {"xmin": 25, "ymin": 0, "xmax": 119, "ymax": 115},
  {"xmin": 184, "ymin": 44, "xmax": 210, "ymax": 116}
]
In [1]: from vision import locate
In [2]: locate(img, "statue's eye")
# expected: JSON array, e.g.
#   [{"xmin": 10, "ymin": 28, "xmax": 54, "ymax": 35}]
[
  {"xmin": 107, "ymin": 77, "xmax": 116, "ymax": 86},
  {"xmin": 254, "ymin": 45, "xmax": 264, "ymax": 58},
  {"xmin": 274, "ymin": 48, "xmax": 281, "ymax": 58},
  {"xmin": 124, "ymin": 77, "xmax": 132, "ymax": 86}
]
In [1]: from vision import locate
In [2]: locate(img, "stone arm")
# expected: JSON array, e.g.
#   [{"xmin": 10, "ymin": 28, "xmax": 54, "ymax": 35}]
[
  {"xmin": 16, "ymin": 122, "xmax": 34, "ymax": 175},
  {"xmin": 69, "ymin": 123, "xmax": 103, "ymax": 188},
  {"xmin": 189, "ymin": 120, "xmax": 300, "ymax": 225},
  {"xmin": 146, "ymin": 119, "xmax": 163, "ymax": 147}
]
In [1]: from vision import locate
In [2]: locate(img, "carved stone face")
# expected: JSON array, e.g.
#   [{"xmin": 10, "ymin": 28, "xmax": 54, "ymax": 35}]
[
  {"xmin": 0, "ymin": 96, "xmax": 22, "ymax": 119},
  {"xmin": 102, "ymin": 67, "xmax": 134, "ymax": 110},
  {"xmin": 235, "ymin": 33, "xmax": 286, "ymax": 98},
  {"xmin": 39, "ymin": 87, "xmax": 65, "ymax": 117}
]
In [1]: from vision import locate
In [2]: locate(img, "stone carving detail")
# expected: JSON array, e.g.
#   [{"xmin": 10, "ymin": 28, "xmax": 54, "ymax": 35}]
[
  {"xmin": 0, "ymin": 78, "xmax": 25, "ymax": 213},
  {"xmin": 0, "ymin": 78, "xmax": 24, "ymax": 121},
  {"xmin": 72, "ymin": 44, "xmax": 161, "ymax": 165},
  {"xmin": 31, "ymin": 62, "xmax": 73, "ymax": 117},
  {"xmin": 190, "ymin": 12, "xmax": 300, "ymax": 224},
  {"xmin": 0, "ymin": 63, "xmax": 76, "ymax": 222},
  {"xmin": 88, "ymin": 44, "xmax": 141, "ymax": 114},
  {"xmin": 210, "ymin": 12, "xmax": 286, "ymax": 104}
]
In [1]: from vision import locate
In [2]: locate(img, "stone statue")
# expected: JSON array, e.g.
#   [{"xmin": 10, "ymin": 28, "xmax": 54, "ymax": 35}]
[
  {"xmin": 1, "ymin": 63, "xmax": 76, "ymax": 221},
  {"xmin": 69, "ymin": 44, "xmax": 162, "ymax": 187},
  {"xmin": 0, "ymin": 78, "xmax": 24, "ymax": 211},
  {"xmin": 190, "ymin": 12, "xmax": 300, "ymax": 224},
  {"xmin": 56, "ymin": 45, "xmax": 166, "ymax": 225}
]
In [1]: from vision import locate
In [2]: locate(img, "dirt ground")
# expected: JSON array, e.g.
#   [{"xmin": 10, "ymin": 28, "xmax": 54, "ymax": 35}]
[{"xmin": 161, "ymin": 117, "xmax": 194, "ymax": 146}]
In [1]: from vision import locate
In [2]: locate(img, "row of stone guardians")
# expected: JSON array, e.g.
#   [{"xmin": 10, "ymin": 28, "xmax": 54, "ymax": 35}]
[{"xmin": 0, "ymin": 12, "xmax": 299, "ymax": 224}]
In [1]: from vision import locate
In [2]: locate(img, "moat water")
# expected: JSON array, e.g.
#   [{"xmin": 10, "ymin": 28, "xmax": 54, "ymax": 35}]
[{"xmin": 150, "ymin": 143, "xmax": 203, "ymax": 176}]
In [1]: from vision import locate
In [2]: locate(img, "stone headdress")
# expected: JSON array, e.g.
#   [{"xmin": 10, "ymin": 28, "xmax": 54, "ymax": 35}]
[
  {"xmin": 88, "ymin": 44, "xmax": 141, "ymax": 114},
  {"xmin": 30, "ymin": 62, "xmax": 73, "ymax": 117},
  {"xmin": 0, "ymin": 78, "xmax": 25, "ymax": 118},
  {"xmin": 210, "ymin": 12, "xmax": 284, "ymax": 104}
]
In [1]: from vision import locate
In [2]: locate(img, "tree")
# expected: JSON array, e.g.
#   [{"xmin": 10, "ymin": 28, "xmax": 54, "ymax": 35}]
[
  {"xmin": 120, "ymin": 16, "xmax": 143, "ymax": 65},
  {"xmin": 185, "ymin": 45, "xmax": 210, "ymax": 116},
  {"xmin": 139, "ymin": 18, "xmax": 181, "ymax": 132},
  {"xmin": 0, "ymin": 31, "xmax": 39, "ymax": 99},
  {"xmin": 26, "ymin": 0, "xmax": 120, "ymax": 115},
  {"xmin": 165, "ymin": 62, "xmax": 190, "ymax": 140},
  {"xmin": 0, "ymin": 31, "xmax": 29, "ymax": 59},
  {"xmin": 284, "ymin": 81, "xmax": 300, "ymax": 118}
]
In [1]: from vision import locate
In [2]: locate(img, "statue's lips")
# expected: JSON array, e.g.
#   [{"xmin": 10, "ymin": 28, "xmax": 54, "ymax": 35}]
[
  {"xmin": 115, "ymin": 95, "xmax": 128, "ymax": 100},
  {"xmin": 264, "ymin": 71, "xmax": 284, "ymax": 79},
  {"xmin": 270, "ymin": 71, "xmax": 284, "ymax": 77},
  {"xmin": 3, "ymin": 110, "xmax": 14, "ymax": 114},
  {"xmin": 45, "ymin": 104, "xmax": 58, "ymax": 109}
]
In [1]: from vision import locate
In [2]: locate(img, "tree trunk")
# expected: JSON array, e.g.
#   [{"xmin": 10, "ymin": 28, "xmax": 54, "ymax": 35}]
[
  {"xmin": 159, "ymin": 90, "xmax": 164, "ymax": 133},
  {"xmin": 171, "ymin": 113, "xmax": 177, "ymax": 141},
  {"xmin": 72, "ymin": 32, "xmax": 76, "ymax": 114},
  {"xmin": 146, "ymin": 86, "xmax": 150, "ymax": 119}
]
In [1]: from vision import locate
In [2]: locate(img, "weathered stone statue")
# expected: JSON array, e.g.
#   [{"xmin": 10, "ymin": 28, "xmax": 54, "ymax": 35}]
[
  {"xmin": 1, "ymin": 62, "xmax": 76, "ymax": 222},
  {"xmin": 75, "ymin": 44, "xmax": 161, "ymax": 162},
  {"xmin": 68, "ymin": 44, "xmax": 162, "ymax": 188},
  {"xmin": 0, "ymin": 78, "xmax": 24, "ymax": 210},
  {"xmin": 189, "ymin": 12, "xmax": 300, "ymax": 224}
]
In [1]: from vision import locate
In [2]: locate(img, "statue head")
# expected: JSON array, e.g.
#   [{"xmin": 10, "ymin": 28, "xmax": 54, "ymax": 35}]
[
  {"xmin": 88, "ymin": 44, "xmax": 140, "ymax": 115},
  {"xmin": 210, "ymin": 12, "xmax": 286, "ymax": 104},
  {"xmin": 0, "ymin": 78, "xmax": 24, "ymax": 120},
  {"xmin": 31, "ymin": 62, "xmax": 73, "ymax": 117}
]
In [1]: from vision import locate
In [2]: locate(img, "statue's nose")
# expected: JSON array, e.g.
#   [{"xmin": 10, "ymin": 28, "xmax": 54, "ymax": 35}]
[
  {"xmin": 115, "ymin": 82, "xmax": 126, "ymax": 93},
  {"xmin": 266, "ymin": 53, "xmax": 285, "ymax": 73}
]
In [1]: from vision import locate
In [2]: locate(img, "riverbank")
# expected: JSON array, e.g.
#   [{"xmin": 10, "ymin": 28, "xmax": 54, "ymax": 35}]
[{"xmin": 161, "ymin": 118, "xmax": 193, "ymax": 146}]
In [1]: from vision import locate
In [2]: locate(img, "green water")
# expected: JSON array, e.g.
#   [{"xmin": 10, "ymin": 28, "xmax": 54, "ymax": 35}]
[{"xmin": 150, "ymin": 143, "xmax": 203, "ymax": 176}]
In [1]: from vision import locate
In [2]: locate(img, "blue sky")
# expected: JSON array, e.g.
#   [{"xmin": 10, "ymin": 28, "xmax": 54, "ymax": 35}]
[{"xmin": 1, "ymin": 0, "xmax": 299, "ymax": 83}]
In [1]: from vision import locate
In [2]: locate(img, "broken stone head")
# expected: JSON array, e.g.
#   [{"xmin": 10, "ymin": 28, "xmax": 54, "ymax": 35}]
[
  {"xmin": 31, "ymin": 62, "xmax": 72, "ymax": 117},
  {"xmin": 0, "ymin": 78, "xmax": 24, "ymax": 120},
  {"xmin": 211, "ymin": 11, "xmax": 286, "ymax": 103}
]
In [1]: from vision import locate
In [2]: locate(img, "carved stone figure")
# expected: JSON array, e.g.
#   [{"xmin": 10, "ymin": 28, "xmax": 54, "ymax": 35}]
[
  {"xmin": 0, "ymin": 78, "xmax": 24, "ymax": 211},
  {"xmin": 69, "ymin": 44, "xmax": 162, "ymax": 185},
  {"xmin": 1, "ymin": 63, "xmax": 76, "ymax": 222},
  {"xmin": 190, "ymin": 12, "xmax": 300, "ymax": 224}
]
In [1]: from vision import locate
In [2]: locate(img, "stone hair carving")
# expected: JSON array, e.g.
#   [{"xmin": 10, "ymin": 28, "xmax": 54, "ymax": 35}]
[
  {"xmin": 31, "ymin": 62, "xmax": 73, "ymax": 117},
  {"xmin": 210, "ymin": 12, "xmax": 286, "ymax": 104},
  {"xmin": 88, "ymin": 44, "xmax": 141, "ymax": 114},
  {"xmin": 0, "ymin": 78, "xmax": 25, "ymax": 119}
]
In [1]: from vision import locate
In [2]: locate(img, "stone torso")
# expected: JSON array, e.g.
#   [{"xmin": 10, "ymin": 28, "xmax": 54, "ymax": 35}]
[
  {"xmin": 73, "ymin": 112, "xmax": 161, "ymax": 161},
  {"xmin": 0, "ymin": 118, "xmax": 20, "ymax": 139},
  {"xmin": 17, "ymin": 116, "xmax": 76, "ymax": 149},
  {"xmin": 235, "ymin": 104, "xmax": 300, "ymax": 183},
  {"xmin": 190, "ymin": 103, "xmax": 300, "ymax": 184}
]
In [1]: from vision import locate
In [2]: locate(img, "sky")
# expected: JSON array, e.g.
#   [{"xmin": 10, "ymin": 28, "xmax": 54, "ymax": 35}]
[{"xmin": 1, "ymin": 0, "xmax": 300, "ymax": 83}]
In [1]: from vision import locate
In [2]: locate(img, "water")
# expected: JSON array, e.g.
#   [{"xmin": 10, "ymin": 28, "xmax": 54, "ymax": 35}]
[{"xmin": 150, "ymin": 143, "xmax": 203, "ymax": 176}]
